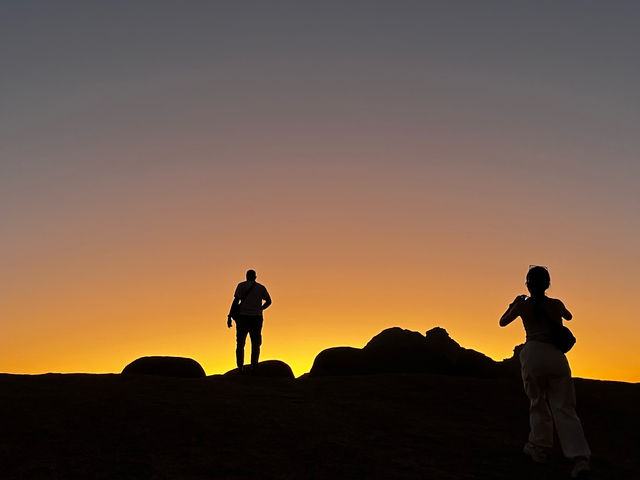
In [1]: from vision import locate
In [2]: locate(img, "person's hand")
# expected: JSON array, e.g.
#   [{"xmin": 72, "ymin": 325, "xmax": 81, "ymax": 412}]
[
  {"xmin": 227, "ymin": 316, "xmax": 232, "ymax": 328},
  {"xmin": 512, "ymin": 294, "xmax": 528, "ymax": 305}
]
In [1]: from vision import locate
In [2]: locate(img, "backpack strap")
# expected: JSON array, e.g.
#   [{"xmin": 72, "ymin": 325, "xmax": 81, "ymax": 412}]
[
  {"xmin": 240, "ymin": 281, "xmax": 257, "ymax": 302},
  {"xmin": 229, "ymin": 281, "xmax": 257, "ymax": 318}
]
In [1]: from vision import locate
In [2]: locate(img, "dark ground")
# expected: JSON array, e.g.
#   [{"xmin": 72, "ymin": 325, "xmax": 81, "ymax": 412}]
[{"xmin": 0, "ymin": 372, "xmax": 638, "ymax": 479}]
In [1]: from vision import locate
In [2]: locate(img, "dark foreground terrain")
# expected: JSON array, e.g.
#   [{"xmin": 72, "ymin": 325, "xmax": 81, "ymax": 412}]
[{"xmin": 0, "ymin": 372, "xmax": 638, "ymax": 479}]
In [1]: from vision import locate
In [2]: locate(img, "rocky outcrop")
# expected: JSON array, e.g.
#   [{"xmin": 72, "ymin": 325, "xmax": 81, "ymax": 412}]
[
  {"xmin": 496, "ymin": 343, "xmax": 525, "ymax": 377},
  {"xmin": 224, "ymin": 360, "xmax": 295, "ymax": 379},
  {"xmin": 309, "ymin": 347, "xmax": 369, "ymax": 376},
  {"xmin": 310, "ymin": 326, "xmax": 522, "ymax": 378},
  {"xmin": 122, "ymin": 356, "xmax": 206, "ymax": 378},
  {"xmin": 363, "ymin": 327, "xmax": 445, "ymax": 374}
]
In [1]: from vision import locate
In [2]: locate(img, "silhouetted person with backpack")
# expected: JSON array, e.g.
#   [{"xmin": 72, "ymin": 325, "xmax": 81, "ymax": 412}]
[
  {"xmin": 228, "ymin": 269, "xmax": 271, "ymax": 373},
  {"xmin": 500, "ymin": 266, "xmax": 590, "ymax": 478}
]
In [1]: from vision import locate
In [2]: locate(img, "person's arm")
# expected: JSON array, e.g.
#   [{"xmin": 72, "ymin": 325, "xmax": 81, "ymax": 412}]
[
  {"xmin": 499, "ymin": 295, "xmax": 527, "ymax": 327},
  {"xmin": 559, "ymin": 300, "xmax": 573, "ymax": 320},
  {"xmin": 228, "ymin": 297, "xmax": 240, "ymax": 328},
  {"xmin": 261, "ymin": 290, "xmax": 272, "ymax": 311}
]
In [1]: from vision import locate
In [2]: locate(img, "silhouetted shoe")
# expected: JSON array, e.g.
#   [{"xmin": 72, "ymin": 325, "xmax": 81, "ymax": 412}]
[
  {"xmin": 570, "ymin": 457, "xmax": 590, "ymax": 478},
  {"xmin": 523, "ymin": 442, "xmax": 549, "ymax": 464}
]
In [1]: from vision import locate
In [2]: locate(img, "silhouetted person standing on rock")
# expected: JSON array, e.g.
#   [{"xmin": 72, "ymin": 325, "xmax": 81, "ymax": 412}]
[
  {"xmin": 500, "ymin": 266, "xmax": 590, "ymax": 478},
  {"xmin": 228, "ymin": 269, "xmax": 271, "ymax": 373}
]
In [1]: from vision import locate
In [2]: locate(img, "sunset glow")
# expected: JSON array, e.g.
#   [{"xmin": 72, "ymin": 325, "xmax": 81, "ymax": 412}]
[{"xmin": 2, "ymin": 2, "xmax": 639, "ymax": 382}]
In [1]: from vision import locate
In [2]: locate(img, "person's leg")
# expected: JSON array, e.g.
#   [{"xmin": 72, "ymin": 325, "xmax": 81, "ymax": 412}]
[
  {"xmin": 248, "ymin": 317, "xmax": 263, "ymax": 368},
  {"xmin": 547, "ymin": 374, "xmax": 591, "ymax": 460},
  {"xmin": 235, "ymin": 319, "xmax": 249, "ymax": 370},
  {"xmin": 522, "ymin": 373, "xmax": 554, "ymax": 449},
  {"xmin": 520, "ymin": 344, "xmax": 554, "ymax": 452}
]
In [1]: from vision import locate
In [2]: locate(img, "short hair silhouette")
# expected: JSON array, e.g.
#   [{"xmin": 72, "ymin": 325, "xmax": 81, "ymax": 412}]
[
  {"xmin": 246, "ymin": 269, "xmax": 257, "ymax": 281},
  {"xmin": 526, "ymin": 266, "xmax": 550, "ymax": 295}
]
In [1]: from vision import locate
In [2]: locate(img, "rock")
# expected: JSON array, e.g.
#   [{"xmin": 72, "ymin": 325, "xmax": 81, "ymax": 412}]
[
  {"xmin": 424, "ymin": 327, "xmax": 461, "ymax": 363},
  {"xmin": 455, "ymin": 349, "xmax": 500, "ymax": 377},
  {"xmin": 309, "ymin": 326, "xmax": 516, "ymax": 378},
  {"xmin": 363, "ymin": 328, "xmax": 433, "ymax": 374},
  {"xmin": 365, "ymin": 327, "xmax": 427, "ymax": 351},
  {"xmin": 422, "ymin": 327, "xmax": 501, "ymax": 377},
  {"xmin": 310, "ymin": 347, "xmax": 369, "ymax": 376},
  {"xmin": 497, "ymin": 343, "xmax": 524, "ymax": 378},
  {"xmin": 224, "ymin": 360, "xmax": 294, "ymax": 379},
  {"xmin": 122, "ymin": 356, "xmax": 206, "ymax": 378}
]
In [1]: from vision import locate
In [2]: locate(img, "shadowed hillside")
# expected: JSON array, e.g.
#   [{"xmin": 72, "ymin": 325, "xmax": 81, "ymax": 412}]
[
  {"xmin": 0, "ymin": 372, "xmax": 638, "ymax": 478},
  {"xmin": 0, "ymin": 327, "xmax": 637, "ymax": 479}
]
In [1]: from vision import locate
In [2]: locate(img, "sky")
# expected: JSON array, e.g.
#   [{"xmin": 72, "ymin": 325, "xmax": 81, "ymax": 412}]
[{"xmin": 1, "ymin": 1, "xmax": 639, "ymax": 381}]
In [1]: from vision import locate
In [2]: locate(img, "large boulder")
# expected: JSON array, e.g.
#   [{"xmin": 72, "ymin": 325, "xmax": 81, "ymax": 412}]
[
  {"xmin": 423, "ymin": 326, "xmax": 461, "ymax": 364},
  {"xmin": 122, "ymin": 356, "xmax": 206, "ymax": 378},
  {"xmin": 455, "ymin": 348, "xmax": 501, "ymax": 377},
  {"xmin": 223, "ymin": 360, "xmax": 295, "ymax": 379},
  {"xmin": 309, "ymin": 326, "xmax": 516, "ymax": 378},
  {"xmin": 310, "ymin": 347, "xmax": 369, "ymax": 376},
  {"xmin": 423, "ymin": 327, "xmax": 499, "ymax": 377},
  {"xmin": 497, "ymin": 343, "xmax": 524, "ymax": 378},
  {"xmin": 363, "ymin": 327, "xmax": 435, "ymax": 374}
]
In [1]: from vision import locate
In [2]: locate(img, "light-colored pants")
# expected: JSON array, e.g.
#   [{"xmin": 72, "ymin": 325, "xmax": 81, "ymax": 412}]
[{"xmin": 519, "ymin": 341, "xmax": 591, "ymax": 459}]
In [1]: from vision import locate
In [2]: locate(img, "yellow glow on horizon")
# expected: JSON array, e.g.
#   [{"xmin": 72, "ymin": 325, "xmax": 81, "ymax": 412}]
[
  {"xmin": 3, "ymin": 0, "xmax": 640, "ymax": 388},
  {"xmin": 2, "ymin": 146, "xmax": 638, "ymax": 383},
  {"xmin": 3, "ymin": 270, "xmax": 638, "ymax": 382}
]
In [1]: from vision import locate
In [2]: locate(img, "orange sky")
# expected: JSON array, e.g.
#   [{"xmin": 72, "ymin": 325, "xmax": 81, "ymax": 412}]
[
  {"xmin": 2, "ymin": 2, "xmax": 639, "ymax": 382},
  {"xmin": 2, "ymin": 140, "xmax": 638, "ymax": 381}
]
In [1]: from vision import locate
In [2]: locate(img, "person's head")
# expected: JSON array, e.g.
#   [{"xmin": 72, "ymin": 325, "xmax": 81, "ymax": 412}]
[
  {"xmin": 526, "ymin": 266, "xmax": 550, "ymax": 296},
  {"xmin": 246, "ymin": 269, "xmax": 257, "ymax": 281}
]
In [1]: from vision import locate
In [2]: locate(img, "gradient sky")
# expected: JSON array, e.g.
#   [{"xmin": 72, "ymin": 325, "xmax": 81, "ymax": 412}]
[{"xmin": 2, "ymin": 1, "xmax": 639, "ymax": 381}]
